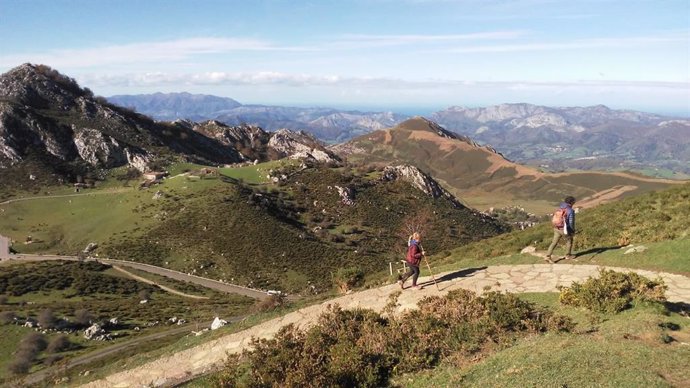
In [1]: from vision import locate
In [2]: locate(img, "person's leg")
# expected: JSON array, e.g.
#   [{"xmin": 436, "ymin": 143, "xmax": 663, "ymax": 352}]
[
  {"xmin": 546, "ymin": 229, "xmax": 562, "ymax": 258},
  {"xmin": 564, "ymin": 234, "xmax": 574, "ymax": 256},
  {"xmin": 411, "ymin": 265, "xmax": 420, "ymax": 286},
  {"xmin": 399, "ymin": 266, "xmax": 413, "ymax": 287}
]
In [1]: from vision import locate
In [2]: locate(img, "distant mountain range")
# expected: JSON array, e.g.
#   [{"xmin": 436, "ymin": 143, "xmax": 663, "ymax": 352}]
[
  {"xmin": 108, "ymin": 93, "xmax": 406, "ymax": 144},
  {"xmin": 109, "ymin": 93, "xmax": 690, "ymax": 177},
  {"xmin": 431, "ymin": 104, "xmax": 690, "ymax": 176}
]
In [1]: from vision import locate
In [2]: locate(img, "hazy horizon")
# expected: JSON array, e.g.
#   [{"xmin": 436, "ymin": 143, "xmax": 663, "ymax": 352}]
[{"xmin": 106, "ymin": 90, "xmax": 690, "ymax": 118}]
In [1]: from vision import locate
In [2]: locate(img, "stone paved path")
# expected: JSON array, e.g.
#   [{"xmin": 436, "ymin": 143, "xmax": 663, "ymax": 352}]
[{"xmin": 80, "ymin": 264, "xmax": 690, "ymax": 388}]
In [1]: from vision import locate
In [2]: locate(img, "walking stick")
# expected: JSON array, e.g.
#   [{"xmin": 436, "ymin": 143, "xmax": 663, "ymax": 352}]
[{"xmin": 419, "ymin": 244, "xmax": 439, "ymax": 291}]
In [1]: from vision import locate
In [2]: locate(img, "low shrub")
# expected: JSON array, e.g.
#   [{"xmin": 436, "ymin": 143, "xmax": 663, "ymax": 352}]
[
  {"xmin": 47, "ymin": 334, "xmax": 71, "ymax": 353},
  {"xmin": 252, "ymin": 294, "xmax": 287, "ymax": 313},
  {"xmin": 559, "ymin": 269, "xmax": 667, "ymax": 313},
  {"xmin": 332, "ymin": 267, "xmax": 365, "ymax": 294},
  {"xmin": 0, "ymin": 310, "xmax": 15, "ymax": 324},
  {"xmin": 7, "ymin": 354, "xmax": 32, "ymax": 375},
  {"xmin": 214, "ymin": 289, "xmax": 572, "ymax": 387},
  {"xmin": 19, "ymin": 332, "xmax": 47, "ymax": 353}
]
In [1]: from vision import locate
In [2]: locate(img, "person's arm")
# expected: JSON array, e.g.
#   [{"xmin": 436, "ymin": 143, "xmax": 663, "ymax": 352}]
[{"xmin": 567, "ymin": 208, "xmax": 576, "ymax": 233}]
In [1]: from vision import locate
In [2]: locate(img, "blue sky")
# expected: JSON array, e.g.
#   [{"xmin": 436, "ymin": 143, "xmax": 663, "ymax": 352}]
[{"xmin": 1, "ymin": 0, "xmax": 689, "ymax": 115}]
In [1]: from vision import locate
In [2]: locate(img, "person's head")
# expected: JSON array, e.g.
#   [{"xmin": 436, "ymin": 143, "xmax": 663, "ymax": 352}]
[
  {"xmin": 564, "ymin": 196, "xmax": 576, "ymax": 205},
  {"xmin": 409, "ymin": 232, "xmax": 421, "ymax": 243}
]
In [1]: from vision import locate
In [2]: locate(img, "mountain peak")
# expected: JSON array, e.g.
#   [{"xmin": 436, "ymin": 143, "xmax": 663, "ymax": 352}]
[
  {"xmin": 394, "ymin": 116, "xmax": 459, "ymax": 139},
  {"xmin": 0, "ymin": 63, "xmax": 91, "ymax": 107}
]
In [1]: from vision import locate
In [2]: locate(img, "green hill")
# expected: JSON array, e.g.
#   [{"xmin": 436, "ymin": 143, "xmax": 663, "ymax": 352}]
[
  {"xmin": 439, "ymin": 182, "xmax": 690, "ymax": 275},
  {"xmin": 0, "ymin": 161, "xmax": 508, "ymax": 294},
  {"xmin": 338, "ymin": 117, "xmax": 685, "ymax": 213}
]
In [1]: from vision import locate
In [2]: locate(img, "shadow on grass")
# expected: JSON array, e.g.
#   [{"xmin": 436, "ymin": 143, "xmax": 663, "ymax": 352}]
[
  {"xmin": 575, "ymin": 245, "xmax": 623, "ymax": 259},
  {"xmin": 664, "ymin": 301, "xmax": 690, "ymax": 316},
  {"xmin": 418, "ymin": 266, "xmax": 487, "ymax": 289}
]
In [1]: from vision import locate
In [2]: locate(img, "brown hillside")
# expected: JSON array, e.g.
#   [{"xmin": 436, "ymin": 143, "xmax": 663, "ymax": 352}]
[{"xmin": 336, "ymin": 117, "xmax": 685, "ymax": 212}]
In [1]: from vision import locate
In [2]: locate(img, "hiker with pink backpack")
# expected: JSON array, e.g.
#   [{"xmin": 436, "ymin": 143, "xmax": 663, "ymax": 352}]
[{"xmin": 545, "ymin": 196, "xmax": 577, "ymax": 263}]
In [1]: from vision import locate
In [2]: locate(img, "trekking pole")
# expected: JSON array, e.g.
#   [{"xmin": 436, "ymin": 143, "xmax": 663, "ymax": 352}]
[{"xmin": 419, "ymin": 244, "xmax": 439, "ymax": 291}]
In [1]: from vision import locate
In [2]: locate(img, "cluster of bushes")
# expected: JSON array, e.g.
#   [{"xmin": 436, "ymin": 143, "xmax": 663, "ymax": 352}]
[
  {"xmin": 559, "ymin": 270, "xmax": 667, "ymax": 313},
  {"xmin": 214, "ymin": 290, "xmax": 572, "ymax": 387},
  {"xmin": 0, "ymin": 261, "xmax": 155, "ymax": 297},
  {"xmin": 7, "ymin": 332, "xmax": 73, "ymax": 375}
]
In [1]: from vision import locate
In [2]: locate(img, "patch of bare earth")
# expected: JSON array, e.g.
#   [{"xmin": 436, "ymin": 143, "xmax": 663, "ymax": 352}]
[
  {"xmin": 406, "ymin": 130, "xmax": 539, "ymax": 179},
  {"xmin": 577, "ymin": 185, "xmax": 639, "ymax": 208}
]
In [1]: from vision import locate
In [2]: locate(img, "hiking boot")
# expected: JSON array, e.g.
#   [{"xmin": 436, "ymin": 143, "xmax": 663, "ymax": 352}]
[
  {"xmin": 397, "ymin": 280, "xmax": 404, "ymax": 289},
  {"xmin": 543, "ymin": 255, "xmax": 554, "ymax": 264},
  {"xmin": 411, "ymin": 285, "xmax": 422, "ymax": 290},
  {"xmin": 565, "ymin": 254, "xmax": 577, "ymax": 260}
]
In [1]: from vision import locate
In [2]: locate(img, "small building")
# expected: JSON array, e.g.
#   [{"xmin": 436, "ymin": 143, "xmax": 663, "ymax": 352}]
[
  {"xmin": 0, "ymin": 235, "xmax": 11, "ymax": 259},
  {"xmin": 143, "ymin": 171, "xmax": 168, "ymax": 181}
]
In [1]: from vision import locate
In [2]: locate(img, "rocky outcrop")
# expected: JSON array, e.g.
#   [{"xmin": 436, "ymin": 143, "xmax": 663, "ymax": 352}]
[
  {"xmin": 381, "ymin": 165, "xmax": 464, "ymax": 208},
  {"xmin": 83, "ymin": 323, "xmax": 111, "ymax": 341},
  {"xmin": 267, "ymin": 129, "xmax": 339, "ymax": 163},
  {"xmin": 0, "ymin": 64, "xmax": 244, "ymax": 174},
  {"xmin": 334, "ymin": 185, "xmax": 355, "ymax": 206}
]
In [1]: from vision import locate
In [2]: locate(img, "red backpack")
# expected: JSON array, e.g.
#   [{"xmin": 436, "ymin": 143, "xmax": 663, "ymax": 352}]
[{"xmin": 551, "ymin": 208, "xmax": 567, "ymax": 228}]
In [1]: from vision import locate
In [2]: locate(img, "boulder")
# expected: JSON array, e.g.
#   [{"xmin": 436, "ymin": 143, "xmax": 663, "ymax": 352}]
[
  {"xmin": 211, "ymin": 317, "xmax": 227, "ymax": 330},
  {"xmin": 521, "ymin": 246, "xmax": 537, "ymax": 254},
  {"xmin": 83, "ymin": 323, "xmax": 109, "ymax": 340}
]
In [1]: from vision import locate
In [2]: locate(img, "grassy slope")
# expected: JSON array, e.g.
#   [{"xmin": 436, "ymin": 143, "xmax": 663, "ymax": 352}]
[
  {"xmin": 345, "ymin": 121, "xmax": 683, "ymax": 213},
  {"xmin": 1, "ymin": 161, "xmax": 507, "ymax": 294},
  {"xmin": 436, "ymin": 183, "xmax": 690, "ymax": 275},
  {"xmin": 404, "ymin": 294, "xmax": 690, "ymax": 387},
  {"xmin": 48, "ymin": 183, "xmax": 690, "ymax": 386}
]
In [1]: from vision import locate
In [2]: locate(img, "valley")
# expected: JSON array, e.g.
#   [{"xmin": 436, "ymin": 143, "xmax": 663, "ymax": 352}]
[{"xmin": 0, "ymin": 63, "xmax": 688, "ymax": 387}]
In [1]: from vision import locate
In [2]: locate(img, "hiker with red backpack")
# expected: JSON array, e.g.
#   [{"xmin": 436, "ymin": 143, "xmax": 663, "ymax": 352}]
[
  {"xmin": 545, "ymin": 196, "xmax": 577, "ymax": 263},
  {"xmin": 398, "ymin": 232, "xmax": 425, "ymax": 290}
]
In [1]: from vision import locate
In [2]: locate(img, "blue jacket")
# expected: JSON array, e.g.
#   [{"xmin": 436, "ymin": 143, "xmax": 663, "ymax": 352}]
[{"xmin": 559, "ymin": 202, "xmax": 575, "ymax": 233}]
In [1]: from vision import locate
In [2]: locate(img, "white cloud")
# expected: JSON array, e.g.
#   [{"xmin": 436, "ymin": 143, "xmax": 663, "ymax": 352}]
[
  {"xmin": 79, "ymin": 70, "xmax": 690, "ymax": 92},
  {"xmin": 0, "ymin": 37, "xmax": 305, "ymax": 69}
]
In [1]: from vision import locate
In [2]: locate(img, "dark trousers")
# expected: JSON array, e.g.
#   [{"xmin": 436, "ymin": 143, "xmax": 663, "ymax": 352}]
[{"xmin": 400, "ymin": 264, "xmax": 420, "ymax": 286}]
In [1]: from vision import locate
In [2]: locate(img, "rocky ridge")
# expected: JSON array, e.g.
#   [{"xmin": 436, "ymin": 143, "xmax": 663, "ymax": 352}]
[
  {"xmin": 431, "ymin": 103, "xmax": 689, "ymax": 174},
  {"xmin": 0, "ymin": 64, "xmax": 339, "ymax": 181}
]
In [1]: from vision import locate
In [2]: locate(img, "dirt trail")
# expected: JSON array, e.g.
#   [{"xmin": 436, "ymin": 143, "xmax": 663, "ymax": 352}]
[{"xmin": 112, "ymin": 265, "xmax": 209, "ymax": 300}]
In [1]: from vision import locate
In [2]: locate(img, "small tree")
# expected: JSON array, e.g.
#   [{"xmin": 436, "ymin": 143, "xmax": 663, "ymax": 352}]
[
  {"xmin": 7, "ymin": 353, "xmax": 32, "ymax": 375},
  {"xmin": 74, "ymin": 309, "xmax": 93, "ymax": 326},
  {"xmin": 19, "ymin": 332, "xmax": 47, "ymax": 353},
  {"xmin": 397, "ymin": 209, "xmax": 434, "ymax": 256},
  {"xmin": 138, "ymin": 289, "xmax": 151, "ymax": 301},
  {"xmin": 37, "ymin": 308, "xmax": 57, "ymax": 329},
  {"xmin": 0, "ymin": 310, "xmax": 15, "ymax": 324},
  {"xmin": 333, "ymin": 267, "xmax": 365, "ymax": 294},
  {"xmin": 47, "ymin": 335, "xmax": 71, "ymax": 353}
]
